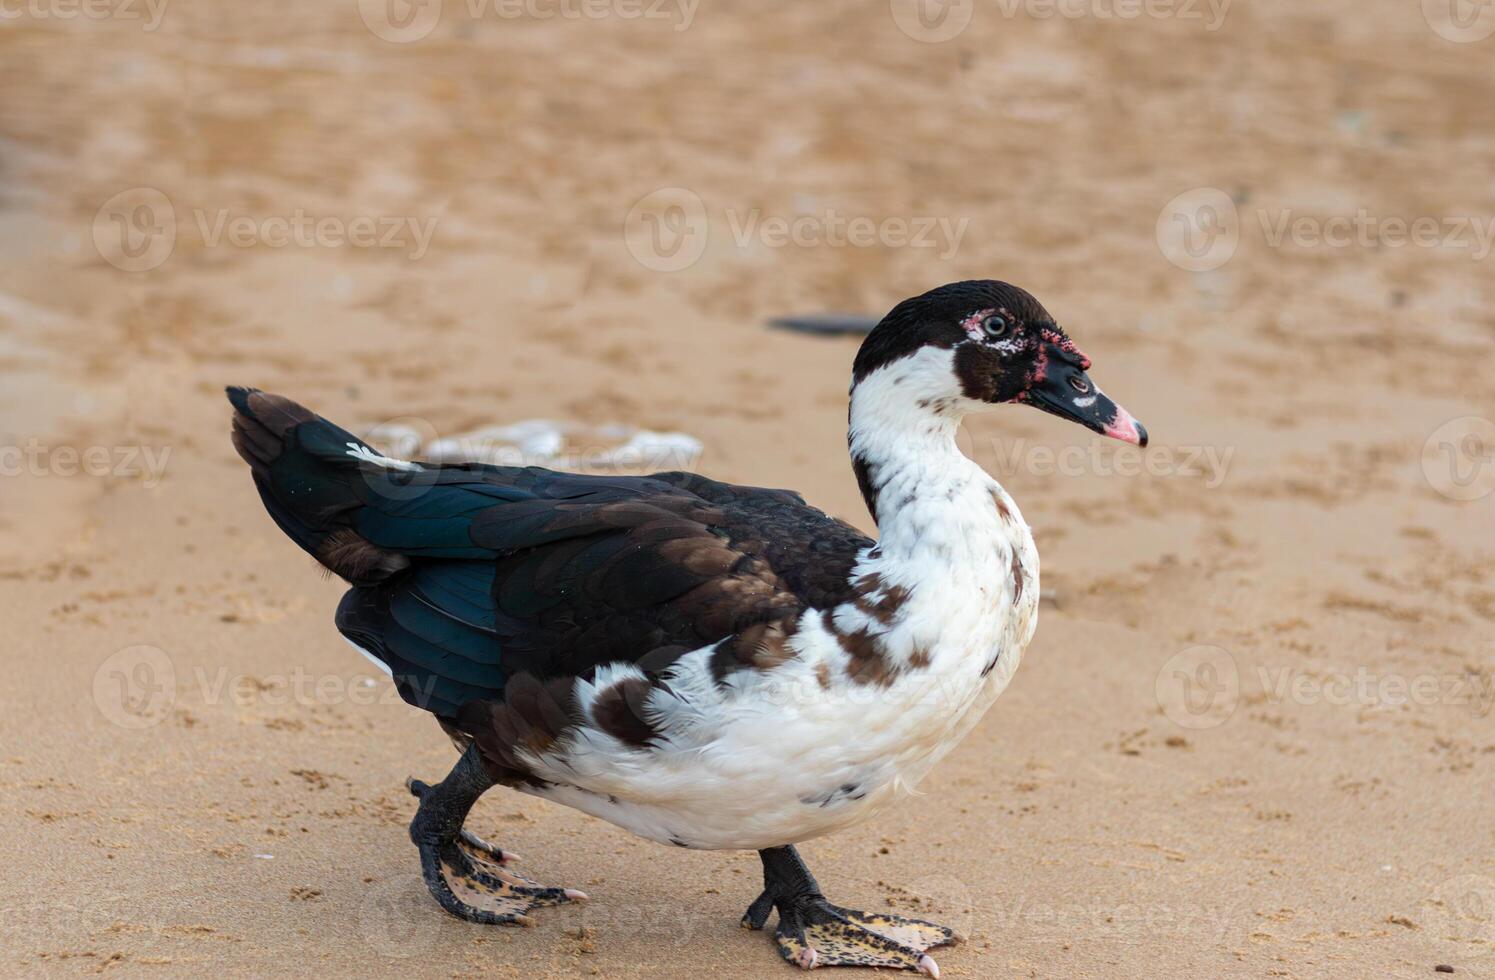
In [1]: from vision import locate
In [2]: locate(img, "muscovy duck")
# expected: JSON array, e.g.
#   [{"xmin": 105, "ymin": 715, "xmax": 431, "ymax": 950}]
[{"xmin": 227, "ymin": 280, "xmax": 1145, "ymax": 975}]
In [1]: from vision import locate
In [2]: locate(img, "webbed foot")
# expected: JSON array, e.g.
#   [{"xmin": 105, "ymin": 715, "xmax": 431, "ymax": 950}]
[
  {"xmin": 744, "ymin": 846, "xmax": 956, "ymax": 974},
  {"xmin": 406, "ymin": 750, "xmax": 585, "ymax": 926},
  {"xmin": 414, "ymin": 831, "xmax": 585, "ymax": 925}
]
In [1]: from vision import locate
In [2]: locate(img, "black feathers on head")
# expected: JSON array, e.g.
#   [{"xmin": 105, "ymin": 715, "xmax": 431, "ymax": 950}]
[{"xmin": 851, "ymin": 280, "xmax": 1058, "ymax": 383}]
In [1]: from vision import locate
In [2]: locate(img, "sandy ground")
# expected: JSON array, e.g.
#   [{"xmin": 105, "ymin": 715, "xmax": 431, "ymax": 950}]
[{"xmin": 2, "ymin": 1, "xmax": 1494, "ymax": 977}]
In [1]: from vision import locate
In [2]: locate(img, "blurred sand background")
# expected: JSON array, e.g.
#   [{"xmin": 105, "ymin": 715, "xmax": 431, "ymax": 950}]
[{"xmin": 2, "ymin": 1, "xmax": 1494, "ymax": 976}]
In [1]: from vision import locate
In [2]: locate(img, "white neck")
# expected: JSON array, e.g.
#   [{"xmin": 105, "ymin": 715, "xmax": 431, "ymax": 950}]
[
  {"xmin": 848, "ymin": 347, "xmax": 999, "ymax": 555},
  {"xmin": 839, "ymin": 346, "xmax": 1039, "ymax": 678}
]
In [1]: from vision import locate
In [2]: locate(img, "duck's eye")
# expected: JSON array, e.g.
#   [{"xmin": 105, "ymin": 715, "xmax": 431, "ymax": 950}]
[{"xmin": 981, "ymin": 314, "xmax": 1010, "ymax": 339}]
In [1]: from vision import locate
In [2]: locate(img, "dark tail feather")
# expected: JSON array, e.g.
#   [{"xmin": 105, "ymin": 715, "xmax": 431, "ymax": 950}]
[
  {"xmin": 227, "ymin": 386, "xmax": 316, "ymax": 470},
  {"xmin": 226, "ymin": 386, "xmax": 409, "ymax": 585}
]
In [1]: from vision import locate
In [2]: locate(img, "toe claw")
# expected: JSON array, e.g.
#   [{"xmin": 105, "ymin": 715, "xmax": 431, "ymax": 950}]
[
  {"xmin": 458, "ymin": 830, "xmax": 518, "ymax": 867},
  {"xmin": 742, "ymin": 889, "xmax": 776, "ymax": 931},
  {"xmin": 795, "ymin": 946, "xmax": 818, "ymax": 970},
  {"xmin": 917, "ymin": 954, "xmax": 940, "ymax": 979}
]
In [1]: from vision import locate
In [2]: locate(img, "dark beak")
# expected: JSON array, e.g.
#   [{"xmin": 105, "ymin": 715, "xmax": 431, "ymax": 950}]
[{"xmin": 1026, "ymin": 351, "xmax": 1148, "ymax": 447}]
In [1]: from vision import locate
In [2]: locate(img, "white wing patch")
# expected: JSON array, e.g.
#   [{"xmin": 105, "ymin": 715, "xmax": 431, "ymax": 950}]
[
  {"xmin": 344, "ymin": 441, "xmax": 423, "ymax": 471},
  {"xmin": 342, "ymin": 636, "xmax": 394, "ymax": 677}
]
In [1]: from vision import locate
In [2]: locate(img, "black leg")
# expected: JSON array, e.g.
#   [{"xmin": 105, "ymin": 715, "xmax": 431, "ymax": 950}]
[
  {"xmin": 407, "ymin": 744, "xmax": 585, "ymax": 925},
  {"xmin": 743, "ymin": 845, "xmax": 954, "ymax": 975}
]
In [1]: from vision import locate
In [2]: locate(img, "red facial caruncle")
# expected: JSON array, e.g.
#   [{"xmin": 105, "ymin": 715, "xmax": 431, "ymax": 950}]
[
  {"xmin": 1038, "ymin": 326, "xmax": 1090, "ymax": 370},
  {"xmin": 958, "ymin": 308, "xmax": 1000, "ymax": 341}
]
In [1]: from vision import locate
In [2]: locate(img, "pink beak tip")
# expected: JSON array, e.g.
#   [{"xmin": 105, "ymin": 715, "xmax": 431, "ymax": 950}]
[{"xmin": 1103, "ymin": 408, "xmax": 1147, "ymax": 447}]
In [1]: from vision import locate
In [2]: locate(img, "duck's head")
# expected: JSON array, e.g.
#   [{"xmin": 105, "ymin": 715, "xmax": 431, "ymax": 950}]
[{"xmin": 851, "ymin": 279, "xmax": 1147, "ymax": 446}]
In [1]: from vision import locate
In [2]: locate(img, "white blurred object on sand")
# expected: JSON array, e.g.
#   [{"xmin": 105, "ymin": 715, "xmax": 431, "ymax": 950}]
[{"xmin": 364, "ymin": 419, "xmax": 703, "ymax": 472}]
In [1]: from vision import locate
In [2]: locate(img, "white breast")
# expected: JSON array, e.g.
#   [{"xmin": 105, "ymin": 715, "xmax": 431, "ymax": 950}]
[{"xmin": 517, "ymin": 477, "xmax": 1039, "ymax": 851}]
